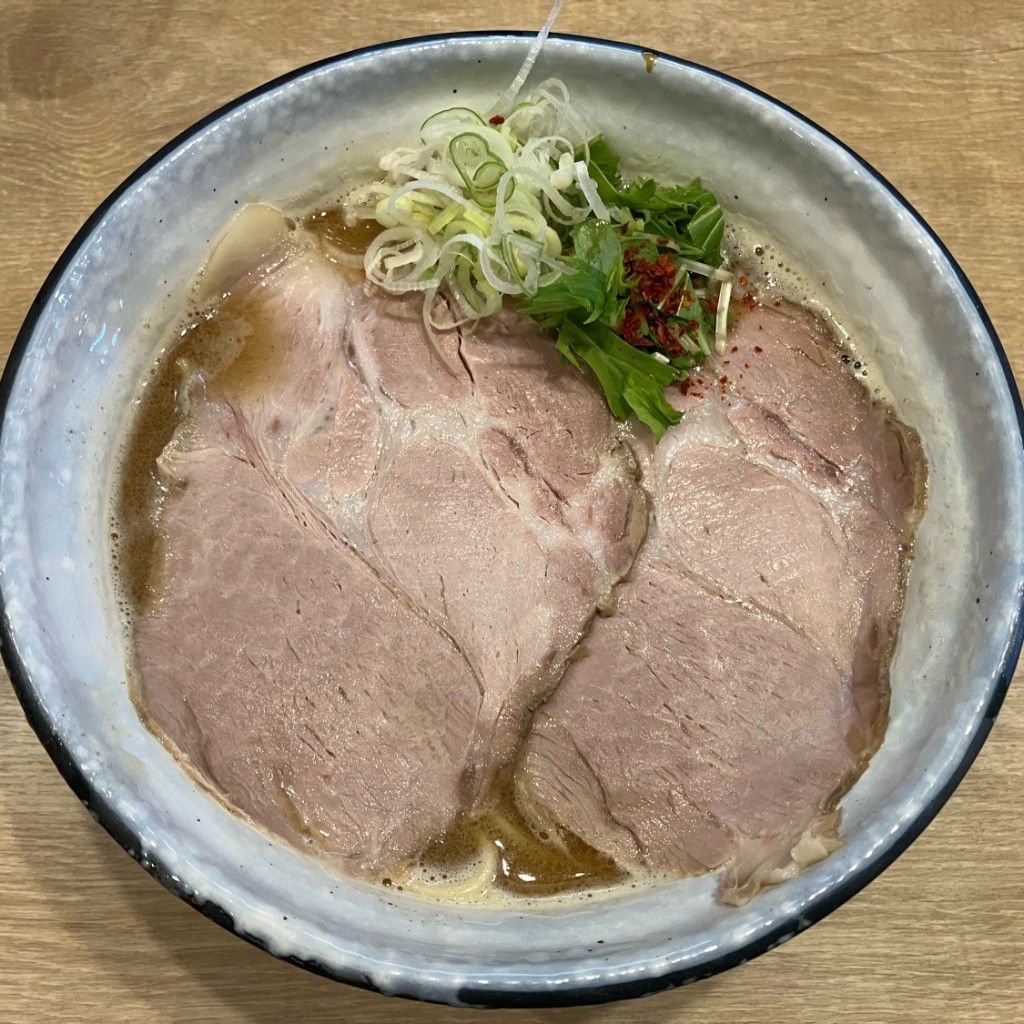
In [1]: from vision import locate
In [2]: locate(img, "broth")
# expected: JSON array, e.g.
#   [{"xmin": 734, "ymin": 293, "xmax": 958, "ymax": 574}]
[{"xmin": 115, "ymin": 199, "xmax": 921, "ymax": 907}]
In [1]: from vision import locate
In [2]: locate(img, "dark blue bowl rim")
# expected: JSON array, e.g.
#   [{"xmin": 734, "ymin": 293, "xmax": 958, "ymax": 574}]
[{"xmin": 1, "ymin": 30, "xmax": 1022, "ymax": 1010}]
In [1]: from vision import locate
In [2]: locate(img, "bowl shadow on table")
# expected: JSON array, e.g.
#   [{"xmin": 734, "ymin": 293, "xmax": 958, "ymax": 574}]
[{"xmin": 3, "ymin": 740, "xmax": 722, "ymax": 1023}]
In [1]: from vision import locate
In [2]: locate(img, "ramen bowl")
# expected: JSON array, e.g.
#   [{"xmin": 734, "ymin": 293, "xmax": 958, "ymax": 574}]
[{"xmin": 1, "ymin": 33, "xmax": 1022, "ymax": 1007}]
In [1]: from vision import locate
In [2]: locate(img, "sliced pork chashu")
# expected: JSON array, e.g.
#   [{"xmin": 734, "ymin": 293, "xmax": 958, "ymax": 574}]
[
  {"xmin": 133, "ymin": 210, "xmax": 647, "ymax": 867},
  {"xmin": 347, "ymin": 296, "xmax": 646, "ymax": 803},
  {"xmin": 515, "ymin": 302, "xmax": 925, "ymax": 903},
  {"xmin": 135, "ymin": 398, "xmax": 483, "ymax": 870}
]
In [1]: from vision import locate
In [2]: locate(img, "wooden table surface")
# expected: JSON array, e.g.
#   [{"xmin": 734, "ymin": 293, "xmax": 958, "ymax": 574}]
[{"xmin": 1, "ymin": 1, "xmax": 1021, "ymax": 1021}]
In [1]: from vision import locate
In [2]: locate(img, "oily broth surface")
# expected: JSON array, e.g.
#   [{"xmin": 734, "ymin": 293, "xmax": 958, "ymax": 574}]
[
  {"xmin": 115, "ymin": 306, "xmax": 251, "ymax": 612},
  {"xmin": 115, "ymin": 214, "xmax": 354, "ymax": 613},
  {"xmin": 112, "ymin": 202, "xmax": 907, "ymax": 908}
]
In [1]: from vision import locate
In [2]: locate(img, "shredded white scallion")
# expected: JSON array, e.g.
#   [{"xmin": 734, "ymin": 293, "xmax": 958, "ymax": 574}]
[
  {"xmin": 675, "ymin": 256, "xmax": 733, "ymax": 283},
  {"xmin": 489, "ymin": 0, "xmax": 565, "ymax": 116},
  {"xmin": 715, "ymin": 277, "xmax": 733, "ymax": 354},
  {"xmin": 347, "ymin": 76, "xmax": 606, "ymax": 336},
  {"xmin": 573, "ymin": 159, "xmax": 610, "ymax": 221}
]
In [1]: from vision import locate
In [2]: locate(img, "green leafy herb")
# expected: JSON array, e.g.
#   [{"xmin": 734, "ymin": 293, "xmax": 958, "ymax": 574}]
[
  {"xmin": 584, "ymin": 137, "xmax": 724, "ymax": 265},
  {"xmin": 517, "ymin": 137, "xmax": 730, "ymax": 441},
  {"xmin": 518, "ymin": 221, "xmax": 624, "ymax": 325},
  {"xmin": 553, "ymin": 319, "xmax": 681, "ymax": 439}
]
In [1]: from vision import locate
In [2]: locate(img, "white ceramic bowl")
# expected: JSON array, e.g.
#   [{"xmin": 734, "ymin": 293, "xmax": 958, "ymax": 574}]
[{"xmin": 2, "ymin": 33, "xmax": 1022, "ymax": 1008}]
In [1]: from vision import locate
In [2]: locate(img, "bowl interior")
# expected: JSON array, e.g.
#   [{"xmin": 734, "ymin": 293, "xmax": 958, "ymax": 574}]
[{"xmin": 1, "ymin": 34, "xmax": 1022, "ymax": 1007}]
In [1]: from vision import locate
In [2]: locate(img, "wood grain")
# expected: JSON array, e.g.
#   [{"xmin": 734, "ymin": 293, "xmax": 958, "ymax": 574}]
[{"xmin": 1, "ymin": 1, "xmax": 1021, "ymax": 1021}]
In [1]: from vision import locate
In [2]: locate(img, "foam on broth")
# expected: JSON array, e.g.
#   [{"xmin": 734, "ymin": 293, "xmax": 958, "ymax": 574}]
[{"xmin": 723, "ymin": 216, "xmax": 891, "ymax": 404}]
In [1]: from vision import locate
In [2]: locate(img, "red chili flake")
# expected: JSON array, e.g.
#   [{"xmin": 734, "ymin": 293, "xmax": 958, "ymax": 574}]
[
  {"xmin": 680, "ymin": 377, "xmax": 693, "ymax": 395},
  {"xmin": 617, "ymin": 248, "xmax": 723, "ymax": 358},
  {"xmin": 744, "ymin": 362, "xmax": 751, "ymax": 369},
  {"xmin": 738, "ymin": 275, "xmax": 748, "ymax": 286},
  {"xmin": 629, "ymin": 252, "xmax": 676, "ymax": 304},
  {"xmin": 657, "ymin": 237, "xmax": 670, "ymax": 246},
  {"xmin": 754, "ymin": 345, "xmax": 763, "ymax": 353},
  {"xmin": 741, "ymin": 293, "xmax": 758, "ymax": 311},
  {"xmin": 773, "ymin": 299, "xmax": 782, "ymax": 307},
  {"xmin": 621, "ymin": 308, "xmax": 650, "ymax": 347},
  {"xmin": 730, "ymin": 345, "xmax": 738, "ymax": 353},
  {"xmin": 655, "ymin": 319, "xmax": 681, "ymax": 355},
  {"xmin": 722, "ymin": 360, "xmax": 730, "ymax": 366},
  {"xmin": 719, "ymin": 375, "xmax": 729, "ymax": 384},
  {"xmin": 489, "ymin": 114, "xmax": 505, "ymax": 125}
]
